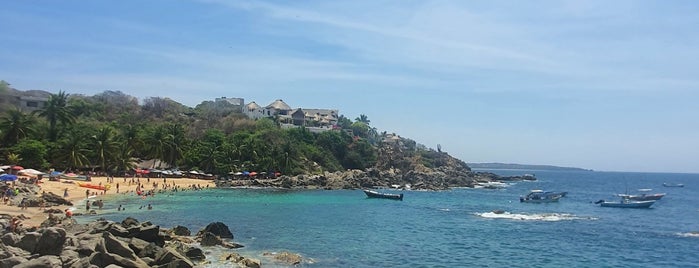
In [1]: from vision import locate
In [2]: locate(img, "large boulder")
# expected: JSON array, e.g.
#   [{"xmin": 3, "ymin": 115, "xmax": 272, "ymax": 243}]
[
  {"xmin": 264, "ymin": 251, "xmax": 303, "ymax": 266},
  {"xmin": 133, "ymin": 224, "xmax": 164, "ymax": 246},
  {"xmin": 121, "ymin": 217, "xmax": 140, "ymax": 228},
  {"xmin": 1, "ymin": 232, "xmax": 20, "ymax": 246},
  {"xmin": 170, "ymin": 225, "xmax": 190, "ymax": 236},
  {"xmin": 199, "ymin": 232, "xmax": 222, "ymax": 247},
  {"xmin": 153, "ymin": 247, "xmax": 194, "ymax": 267},
  {"xmin": 35, "ymin": 227, "xmax": 67, "ymax": 255},
  {"xmin": 0, "ymin": 256, "xmax": 27, "ymax": 267},
  {"xmin": 16, "ymin": 232, "xmax": 41, "ymax": 253},
  {"xmin": 197, "ymin": 222, "xmax": 233, "ymax": 239},
  {"xmin": 102, "ymin": 232, "xmax": 140, "ymax": 261},
  {"xmin": 75, "ymin": 233, "xmax": 105, "ymax": 256},
  {"xmin": 42, "ymin": 191, "xmax": 73, "ymax": 206},
  {"xmin": 14, "ymin": 255, "xmax": 62, "ymax": 268}
]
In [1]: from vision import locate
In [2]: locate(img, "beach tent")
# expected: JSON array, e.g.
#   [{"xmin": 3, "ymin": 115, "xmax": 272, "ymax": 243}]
[
  {"xmin": 11, "ymin": 165, "xmax": 23, "ymax": 170},
  {"xmin": 242, "ymin": 171, "xmax": 250, "ymax": 176},
  {"xmin": 0, "ymin": 174, "xmax": 18, "ymax": 181},
  {"xmin": 249, "ymin": 172, "xmax": 258, "ymax": 176}
]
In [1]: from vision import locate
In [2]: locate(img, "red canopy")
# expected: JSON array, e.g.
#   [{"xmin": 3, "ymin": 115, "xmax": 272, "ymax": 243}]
[
  {"xmin": 11, "ymin": 166, "xmax": 23, "ymax": 170},
  {"xmin": 249, "ymin": 172, "xmax": 258, "ymax": 176}
]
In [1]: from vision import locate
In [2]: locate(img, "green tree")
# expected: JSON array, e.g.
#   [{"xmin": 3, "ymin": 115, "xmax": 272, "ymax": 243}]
[
  {"xmin": 92, "ymin": 126, "xmax": 118, "ymax": 174},
  {"xmin": 11, "ymin": 139, "xmax": 48, "ymax": 168},
  {"xmin": 112, "ymin": 143, "xmax": 137, "ymax": 175},
  {"xmin": 56, "ymin": 129, "xmax": 90, "ymax": 171},
  {"xmin": 336, "ymin": 115, "xmax": 352, "ymax": 129},
  {"xmin": 0, "ymin": 109, "xmax": 36, "ymax": 146},
  {"xmin": 35, "ymin": 91, "xmax": 75, "ymax": 142},
  {"xmin": 0, "ymin": 80, "xmax": 9, "ymax": 93}
]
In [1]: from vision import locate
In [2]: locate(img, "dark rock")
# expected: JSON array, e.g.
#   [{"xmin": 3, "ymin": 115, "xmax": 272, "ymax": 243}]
[
  {"xmin": 170, "ymin": 225, "xmax": 190, "ymax": 236},
  {"xmin": 121, "ymin": 217, "xmax": 139, "ymax": 228},
  {"xmin": 102, "ymin": 232, "xmax": 140, "ymax": 261},
  {"xmin": 127, "ymin": 237, "xmax": 149, "ymax": 256},
  {"xmin": 34, "ymin": 227, "xmax": 67, "ymax": 255},
  {"xmin": 167, "ymin": 241, "xmax": 205, "ymax": 261},
  {"xmin": 1, "ymin": 232, "xmax": 20, "ymax": 246},
  {"xmin": 41, "ymin": 191, "xmax": 73, "ymax": 206},
  {"xmin": 240, "ymin": 257, "xmax": 262, "ymax": 268},
  {"xmin": 197, "ymin": 222, "xmax": 233, "ymax": 239},
  {"xmin": 107, "ymin": 224, "xmax": 129, "ymax": 237},
  {"xmin": 138, "ymin": 242, "xmax": 161, "ymax": 259},
  {"xmin": 0, "ymin": 256, "xmax": 27, "ymax": 268},
  {"xmin": 199, "ymin": 232, "xmax": 222, "ymax": 247},
  {"xmin": 14, "ymin": 255, "xmax": 62, "ymax": 268},
  {"xmin": 59, "ymin": 248, "xmax": 80, "ymax": 267},
  {"xmin": 1, "ymin": 245, "xmax": 30, "ymax": 258},
  {"xmin": 134, "ymin": 224, "xmax": 164, "ymax": 246},
  {"xmin": 43, "ymin": 208, "xmax": 63, "ymax": 214},
  {"xmin": 75, "ymin": 233, "xmax": 105, "ymax": 256},
  {"xmin": 16, "ymin": 232, "xmax": 41, "ymax": 253},
  {"xmin": 87, "ymin": 220, "xmax": 113, "ymax": 234}
]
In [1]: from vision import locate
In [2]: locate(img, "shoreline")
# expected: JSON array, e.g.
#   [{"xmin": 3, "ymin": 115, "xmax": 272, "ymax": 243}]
[{"xmin": 0, "ymin": 176, "xmax": 214, "ymax": 227}]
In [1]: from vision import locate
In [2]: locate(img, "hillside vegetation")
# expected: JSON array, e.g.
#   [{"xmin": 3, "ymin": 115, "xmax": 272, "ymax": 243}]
[{"xmin": 0, "ymin": 88, "xmax": 458, "ymax": 179}]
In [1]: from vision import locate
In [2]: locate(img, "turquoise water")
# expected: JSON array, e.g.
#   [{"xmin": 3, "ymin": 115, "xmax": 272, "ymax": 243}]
[{"xmin": 84, "ymin": 170, "xmax": 699, "ymax": 267}]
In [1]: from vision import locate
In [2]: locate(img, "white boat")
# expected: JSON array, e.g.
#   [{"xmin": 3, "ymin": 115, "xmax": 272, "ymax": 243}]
[
  {"xmin": 663, "ymin": 183, "xmax": 684, "ymax": 187},
  {"xmin": 617, "ymin": 189, "xmax": 665, "ymax": 201},
  {"xmin": 520, "ymin": 190, "xmax": 562, "ymax": 203},
  {"xmin": 476, "ymin": 181, "xmax": 509, "ymax": 189}
]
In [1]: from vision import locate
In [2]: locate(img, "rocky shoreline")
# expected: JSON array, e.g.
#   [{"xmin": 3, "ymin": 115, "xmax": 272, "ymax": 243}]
[
  {"xmin": 215, "ymin": 168, "xmax": 536, "ymax": 191},
  {"xmin": 0, "ymin": 215, "xmax": 306, "ymax": 268}
]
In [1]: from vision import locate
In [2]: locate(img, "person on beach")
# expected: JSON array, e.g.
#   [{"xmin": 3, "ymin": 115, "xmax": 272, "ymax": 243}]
[
  {"xmin": 147, "ymin": 203, "xmax": 152, "ymax": 210},
  {"xmin": 64, "ymin": 209, "xmax": 73, "ymax": 218},
  {"xmin": 116, "ymin": 183, "xmax": 119, "ymax": 193},
  {"xmin": 85, "ymin": 189, "xmax": 89, "ymax": 198},
  {"xmin": 20, "ymin": 197, "xmax": 27, "ymax": 210},
  {"xmin": 64, "ymin": 188, "xmax": 69, "ymax": 198},
  {"xmin": 86, "ymin": 200, "xmax": 90, "ymax": 211}
]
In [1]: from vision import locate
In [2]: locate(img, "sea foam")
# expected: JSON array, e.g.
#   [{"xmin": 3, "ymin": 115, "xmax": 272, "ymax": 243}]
[{"xmin": 475, "ymin": 211, "xmax": 597, "ymax": 221}]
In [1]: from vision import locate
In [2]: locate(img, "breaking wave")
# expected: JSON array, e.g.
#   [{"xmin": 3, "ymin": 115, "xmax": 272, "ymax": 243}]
[{"xmin": 475, "ymin": 211, "xmax": 598, "ymax": 221}]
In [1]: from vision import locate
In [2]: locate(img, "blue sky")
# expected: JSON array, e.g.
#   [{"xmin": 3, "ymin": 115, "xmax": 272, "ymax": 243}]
[{"xmin": 1, "ymin": 1, "xmax": 698, "ymax": 173}]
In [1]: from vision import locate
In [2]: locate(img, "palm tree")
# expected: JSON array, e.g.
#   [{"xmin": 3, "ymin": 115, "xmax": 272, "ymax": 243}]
[
  {"xmin": 112, "ymin": 143, "xmax": 137, "ymax": 176},
  {"xmin": 142, "ymin": 125, "xmax": 171, "ymax": 167},
  {"xmin": 355, "ymin": 114, "xmax": 370, "ymax": 125},
  {"xmin": 0, "ymin": 109, "xmax": 36, "ymax": 146},
  {"xmin": 92, "ymin": 126, "xmax": 118, "ymax": 174},
  {"xmin": 163, "ymin": 123, "xmax": 185, "ymax": 167},
  {"xmin": 57, "ymin": 132, "xmax": 90, "ymax": 171},
  {"xmin": 35, "ymin": 91, "xmax": 75, "ymax": 141}
]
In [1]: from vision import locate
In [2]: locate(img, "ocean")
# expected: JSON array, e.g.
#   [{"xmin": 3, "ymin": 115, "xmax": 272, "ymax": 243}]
[{"xmin": 82, "ymin": 170, "xmax": 699, "ymax": 267}]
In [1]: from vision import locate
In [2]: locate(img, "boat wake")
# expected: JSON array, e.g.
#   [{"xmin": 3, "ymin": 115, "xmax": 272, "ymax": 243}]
[
  {"xmin": 676, "ymin": 232, "xmax": 699, "ymax": 238},
  {"xmin": 475, "ymin": 211, "xmax": 598, "ymax": 221}
]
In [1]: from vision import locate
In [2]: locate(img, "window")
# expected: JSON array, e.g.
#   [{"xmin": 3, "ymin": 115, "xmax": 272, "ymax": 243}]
[{"xmin": 26, "ymin": 101, "xmax": 38, "ymax": 107}]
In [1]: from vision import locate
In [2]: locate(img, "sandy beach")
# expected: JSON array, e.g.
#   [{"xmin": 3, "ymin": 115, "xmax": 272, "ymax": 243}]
[{"xmin": 0, "ymin": 176, "xmax": 214, "ymax": 227}]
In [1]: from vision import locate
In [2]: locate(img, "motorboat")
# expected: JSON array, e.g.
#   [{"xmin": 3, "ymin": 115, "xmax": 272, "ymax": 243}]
[
  {"xmin": 596, "ymin": 199, "xmax": 655, "ymax": 208},
  {"xmin": 363, "ymin": 189, "xmax": 403, "ymax": 200},
  {"xmin": 617, "ymin": 189, "xmax": 665, "ymax": 201},
  {"xmin": 520, "ymin": 190, "xmax": 562, "ymax": 203}
]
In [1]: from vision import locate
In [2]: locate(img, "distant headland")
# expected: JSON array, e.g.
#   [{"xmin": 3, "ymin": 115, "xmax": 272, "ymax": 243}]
[{"xmin": 468, "ymin": 163, "xmax": 593, "ymax": 172}]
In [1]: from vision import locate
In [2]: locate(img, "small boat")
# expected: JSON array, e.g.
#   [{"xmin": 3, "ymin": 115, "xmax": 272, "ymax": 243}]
[
  {"xmin": 77, "ymin": 182, "xmax": 111, "ymax": 191},
  {"xmin": 520, "ymin": 190, "xmax": 562, "ymax": 203},
  {"xmin": 617, "ymin": 189, "xmax": 665, "ymax": 201},
  {"xmin": 363, "ymin": 189, "xmax": 403, "ymax": 200},
  {"xmin": 663, "ymin": 183, "xmax": 684, "ymax": 188},
  {"xmin": 476, "ymin": 181, "xmax": 509, "ymax": 189},
  {"xmin": 596, "ymin": 199, "xmax": 655, "ymax": 208}
]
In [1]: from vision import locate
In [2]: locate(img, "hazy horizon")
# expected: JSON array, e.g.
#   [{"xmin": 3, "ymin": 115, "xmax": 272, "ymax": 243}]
[{"xmin": 2, "ymin": 1, "xmax": 698, "ymax": 173}]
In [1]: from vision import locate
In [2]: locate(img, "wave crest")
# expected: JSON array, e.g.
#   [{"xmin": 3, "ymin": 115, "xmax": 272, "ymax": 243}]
[{"xmin": 475, "ymin": 211, "xmax": 597, "ymax": 221}]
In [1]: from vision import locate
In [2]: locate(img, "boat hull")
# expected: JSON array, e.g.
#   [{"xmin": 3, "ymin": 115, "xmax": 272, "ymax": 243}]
[
  {"xmin": 599, "ymin": 200, "xmax": 655, "ymax": 208},
  {"xmin": 363, "ymin": 190, "xmax": 403, "ymax": 200},
  {"xmin": 618, "ymin": 193, "xmax": 665, "ymax": 201}
]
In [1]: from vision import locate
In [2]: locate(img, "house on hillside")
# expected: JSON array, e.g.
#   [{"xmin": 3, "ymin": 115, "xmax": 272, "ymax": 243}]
[
  {"xmin": 290, "ymin": 108, "xmax": 338, "ymax": 127},
  {"xmin": 0, "ymin": 89, "xmax": 50, "ymax": 112},
  {"xmin": 243, "ymin": 101, "xmax": 270, "ymax": 120}
]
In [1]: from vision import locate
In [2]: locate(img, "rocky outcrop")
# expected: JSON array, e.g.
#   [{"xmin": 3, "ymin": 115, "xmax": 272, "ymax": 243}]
[
  {"xmin": 215, "ymin": 136, "xmax": 536, "ymax": 190},
  {"xmin": 0, "ymin": 218, "xmax": 251, "ymax": 268}
]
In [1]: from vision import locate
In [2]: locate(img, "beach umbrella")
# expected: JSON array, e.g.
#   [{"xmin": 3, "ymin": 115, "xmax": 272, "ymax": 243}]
[
  {"xmin": 11, "ymin": 165, "xmax": 23, "ymax": 170},
  {"xmin": 0, "ymin": 174, "xmax": 18, "ymax": 181},
  {"xmin": 249, "ymin": 172, "xmax": 258, "ymax": 176},
  {"xmin": 234, "ymin": 172, "xmax": 243, "ymax": 176},
  {"xmin": 242, "ymin": 171, "xmax": 250, "ymax": 176},
  {"xmin": 275, "ymin": 172, "xmax": 281, "ymax": 176}
]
